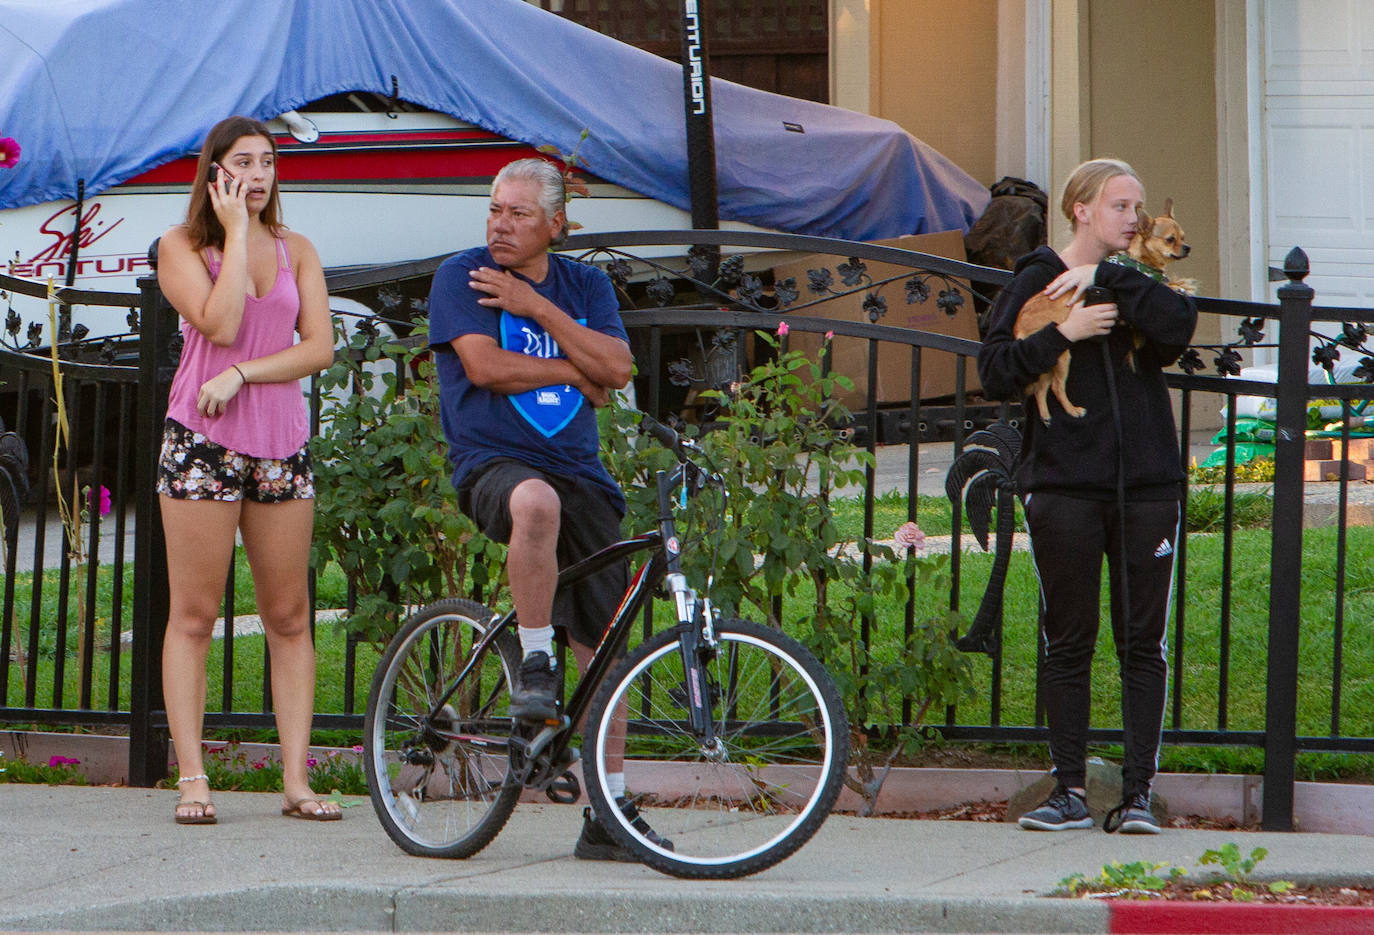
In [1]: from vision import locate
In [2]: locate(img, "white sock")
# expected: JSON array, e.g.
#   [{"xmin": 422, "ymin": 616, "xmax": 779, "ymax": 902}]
[
  {"xmin": 519, "ymin": 625, "xmax": 556, "ymax": 666},
  {"xmin": 606, "ymin": 772, "xmax": 626, "ymax": 801}
]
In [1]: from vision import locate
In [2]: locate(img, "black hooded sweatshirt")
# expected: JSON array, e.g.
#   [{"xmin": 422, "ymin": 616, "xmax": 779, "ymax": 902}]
[{"xmin": 977, "ymin": 246, "xmax": 1197, "ymax": 501}]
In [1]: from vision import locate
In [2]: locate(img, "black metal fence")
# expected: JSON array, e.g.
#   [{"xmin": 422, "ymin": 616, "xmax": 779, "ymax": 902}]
[{"xmin": 2, "ymin": 230, "xmax": 1372, "ymax": 831}]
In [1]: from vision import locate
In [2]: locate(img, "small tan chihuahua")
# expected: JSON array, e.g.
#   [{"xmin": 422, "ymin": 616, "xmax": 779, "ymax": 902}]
[{"xmin": 1014, "ymin": 201, "xmax": 1193, "ymax": 425}]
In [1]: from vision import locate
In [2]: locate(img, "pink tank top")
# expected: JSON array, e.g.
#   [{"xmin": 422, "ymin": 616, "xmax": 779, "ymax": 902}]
[{"xmin": 165, "ymin": 236, "xmax": 309, "ymax": 458}]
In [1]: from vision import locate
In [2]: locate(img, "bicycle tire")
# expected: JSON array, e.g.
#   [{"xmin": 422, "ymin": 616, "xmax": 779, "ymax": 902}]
[
  {"xmin": 584, "ymin": 617, "xmax": 849, "ymax": 879},
  {"xmin": 364, "ymin": 598, "xmax": 523, "ymax": 858}
]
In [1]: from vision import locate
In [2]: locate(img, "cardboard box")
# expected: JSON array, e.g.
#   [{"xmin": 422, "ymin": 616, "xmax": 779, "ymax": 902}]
[{"xmin": 771, "ymin": 231, "xmax": 982, "ymax": 409}]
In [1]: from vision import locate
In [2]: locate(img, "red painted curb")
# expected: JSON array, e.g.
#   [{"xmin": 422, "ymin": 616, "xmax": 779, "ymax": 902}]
[{"xmin": 1110, "ymin": 900, "xmax": 1374, "ymax": 934}]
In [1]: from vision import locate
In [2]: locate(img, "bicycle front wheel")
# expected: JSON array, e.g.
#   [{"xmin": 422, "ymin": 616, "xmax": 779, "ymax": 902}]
[
  {"xmin": 364, "ymin": 598, "xmax": 522, "ymax": 858},
  {"xmin": 584, "ymin": 618, "xmax": 849, "ymax": 879}
]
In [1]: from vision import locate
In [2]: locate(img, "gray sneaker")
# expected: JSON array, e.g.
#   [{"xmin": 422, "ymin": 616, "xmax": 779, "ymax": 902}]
[
  {"xmin": 1018, "ymin": 784, "xmax": 1094, "ymax": 831},
  {"xmin": 1116, "ymin": 792, "xmax": 1162, "ymax": 834}
]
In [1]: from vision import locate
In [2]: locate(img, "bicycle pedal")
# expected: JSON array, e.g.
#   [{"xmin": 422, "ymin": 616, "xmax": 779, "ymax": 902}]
[{"xmin": 543, "ymin": 769, "xmax": 581, "ymax": 804}]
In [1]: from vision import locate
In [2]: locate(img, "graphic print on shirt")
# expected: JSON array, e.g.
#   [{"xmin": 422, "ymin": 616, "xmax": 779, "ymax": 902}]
[{"xmin": 500, "ymin": 310, "xmax": 585, "ymax": 438}]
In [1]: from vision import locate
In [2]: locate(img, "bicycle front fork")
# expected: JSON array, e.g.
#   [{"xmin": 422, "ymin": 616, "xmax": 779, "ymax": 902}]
[{"xmin": 667, "ymin": 571, "xmax": 720, "ymax": 743}]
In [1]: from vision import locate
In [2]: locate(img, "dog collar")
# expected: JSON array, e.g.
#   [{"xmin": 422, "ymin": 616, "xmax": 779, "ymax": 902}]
[{"xmin": 1106, "ymin": 252, "xmax": 1166, "ymax": 282}]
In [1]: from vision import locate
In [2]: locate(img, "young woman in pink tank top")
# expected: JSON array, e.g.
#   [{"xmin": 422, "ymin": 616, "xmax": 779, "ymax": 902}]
[{"xmin": 155, "ymin": 115, "xmax": 337, "ymax": 825}]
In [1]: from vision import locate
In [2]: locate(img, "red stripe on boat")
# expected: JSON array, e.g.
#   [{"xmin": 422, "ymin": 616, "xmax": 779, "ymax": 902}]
[{"xmin": 127, "ymin": 133, "xmax": 546, "ymax": 185}]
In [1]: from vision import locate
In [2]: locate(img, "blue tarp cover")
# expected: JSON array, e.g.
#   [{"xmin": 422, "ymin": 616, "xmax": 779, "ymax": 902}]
[{"xmin": 0, "ymin": 0, "xmax": 988, "ymax": 240}]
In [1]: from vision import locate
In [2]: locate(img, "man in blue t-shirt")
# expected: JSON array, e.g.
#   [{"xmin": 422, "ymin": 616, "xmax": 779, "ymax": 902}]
[{"xmin": 428, "ymin": 158, "xmax": 670, "ymax": 861}]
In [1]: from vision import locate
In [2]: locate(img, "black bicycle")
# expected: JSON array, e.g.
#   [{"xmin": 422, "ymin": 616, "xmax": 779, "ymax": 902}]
[{"xmin": 363, "ymin": 414, "xmax": 849, "ymax": 879}]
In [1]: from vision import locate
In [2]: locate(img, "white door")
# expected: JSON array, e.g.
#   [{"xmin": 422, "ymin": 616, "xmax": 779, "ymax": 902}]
[{"xmin": 1262, "ymin": 0, "xmax": 1374, "ymax": 313}]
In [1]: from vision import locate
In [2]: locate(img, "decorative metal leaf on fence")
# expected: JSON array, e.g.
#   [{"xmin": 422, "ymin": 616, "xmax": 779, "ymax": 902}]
[{"xmin": 944, "ymin": 422, "xmax": 1021, "ymax": 656}]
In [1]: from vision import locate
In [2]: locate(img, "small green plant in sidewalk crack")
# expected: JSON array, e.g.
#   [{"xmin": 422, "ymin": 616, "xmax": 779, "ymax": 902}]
[
  {"xmin": 1055, "ymin": 842, "xmax": 1295, "ymax": 901},
  {"xmin": 1056, "ymin": 860, "xmax": 1187, "ymax": 899},
  {"xmin": 1196, "ymin": 843, "xmax": 1294, "ymax": 901}
]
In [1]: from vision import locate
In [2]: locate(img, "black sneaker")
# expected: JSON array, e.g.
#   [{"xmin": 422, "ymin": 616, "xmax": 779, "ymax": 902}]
[
  {"xmin": 574, "ymin": 796, "xmax": 675, "ymax": 861},
  {"xmin": 1116, "ymin": 792, "xmax": 1161, "ymax": 834},
  {"xmin": 1018, "ymin": 784, "xmax": 1094, "ymax": 831},
  {"xmin": 510, "ymin": 651, "xmax": 558, "ymax": 722}
]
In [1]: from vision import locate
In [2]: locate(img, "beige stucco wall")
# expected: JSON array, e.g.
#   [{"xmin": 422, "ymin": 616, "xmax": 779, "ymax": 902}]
[
  {"xmin": 1081, "ymin": 0, "xmax": 1223, "ymax": 432},
  {"xmin": 867, "ymin": 0, "xmax": 1000, "ymax": 189},
  {"xmin": 849, "ymin": 0, "xmax": 1220, "ymax": 303},
  {"xmin": 836, "ymin": 0, "xmax": 1226, "ymax": 429},
  {"xmin": 1078, "ymin": 0, "xmax": 1220, "ymax": 302},
  {"xmin": 1044, "ymin": 1, "xmax": 1223, "ymax": 421}
]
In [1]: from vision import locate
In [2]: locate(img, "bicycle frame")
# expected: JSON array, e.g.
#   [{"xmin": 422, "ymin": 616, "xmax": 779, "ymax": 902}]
[{"xmin": 422, "ymin": 456, "xmax": 719, "ymax": 795}]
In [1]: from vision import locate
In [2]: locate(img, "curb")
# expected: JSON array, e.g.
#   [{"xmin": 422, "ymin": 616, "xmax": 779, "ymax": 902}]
[
  {"xmin": 8, "ymin": 730, "xmax": 1374, "ymax": 835},
  {"xmin": 5, "ymin": 891, "xmax": 1113, "ymax": 935},
  {"xmin": 1108, "ymin": 899, "xmax": 1374, "ymax": 934}
]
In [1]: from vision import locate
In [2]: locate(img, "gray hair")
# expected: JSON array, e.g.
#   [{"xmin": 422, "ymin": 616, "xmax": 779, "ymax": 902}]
[{"xmin": 492, "ymin": 158, "xmax": 569, "ymax": 244}]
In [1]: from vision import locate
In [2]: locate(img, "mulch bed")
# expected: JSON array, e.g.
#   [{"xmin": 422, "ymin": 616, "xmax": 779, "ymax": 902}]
[{"xmin": 1129, "ymin": 881, "xmax": 1374, "ymax": 906}]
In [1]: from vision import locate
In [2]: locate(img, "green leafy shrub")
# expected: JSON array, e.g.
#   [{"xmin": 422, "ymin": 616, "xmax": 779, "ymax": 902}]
[
  {"xmin": 314, "ymin": 325, "xmax": 974, "ymax": 809},
  {"xmin": 601, "ymin": 330, "xmax": 975, "ymax": 812},
  {"xmin": 1190, "ymin": 456, "xmax": 1276, "ymax": 485},
  {"xmin": 310, "ymin": 328, "xmax": 506, "ymax": 647}
]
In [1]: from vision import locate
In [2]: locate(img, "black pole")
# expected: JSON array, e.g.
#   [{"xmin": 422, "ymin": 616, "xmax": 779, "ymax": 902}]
[
  {"xmin": 60, "ymin": 178, "xmax": 84, "ymax": 340},
  {"xmin": 1260, "ymin": 246, "xmax": 1313, "ymax": 831},
  {"xmin": 680, "ymin": 0, "xmax": 720, "ymax": 233},
  {"xmin": 129, "ymin": 269, "xmax": 172, "ymax": 786}
]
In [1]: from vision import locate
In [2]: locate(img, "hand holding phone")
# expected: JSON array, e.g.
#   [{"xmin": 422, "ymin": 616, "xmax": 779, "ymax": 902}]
[
  {"xmin": 1082, "ymin": 285, "xmax": 1116, "ymax": 307},
  {"xmin": 1079, "ymin": 285, "xmax": 1119, "ymax": 342}
]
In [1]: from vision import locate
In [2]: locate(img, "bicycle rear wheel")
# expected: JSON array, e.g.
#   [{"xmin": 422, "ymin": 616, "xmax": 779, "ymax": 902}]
[
  {"xmin": 584, "ymin": 618, "xmax": 849, "ymax": 878},
  {"xmin": 364, "ymin": 598, "xmax": 522, "ymax": 858}
]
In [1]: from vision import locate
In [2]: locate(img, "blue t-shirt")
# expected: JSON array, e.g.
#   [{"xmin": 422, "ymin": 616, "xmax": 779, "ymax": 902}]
[{"xmin": 428, "ymin": 246, "xmax": 628, "ymax": 510}]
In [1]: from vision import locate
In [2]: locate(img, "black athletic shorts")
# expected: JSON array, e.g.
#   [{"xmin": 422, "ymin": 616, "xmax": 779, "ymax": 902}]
[{"xmin": 459, "ymin": 458, "xmax": 629, "ymax": 648}]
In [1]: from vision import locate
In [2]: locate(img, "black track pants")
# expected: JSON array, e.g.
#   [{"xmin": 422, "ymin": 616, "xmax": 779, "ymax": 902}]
[{"xmin": 1024, "ymin": 492, "xmax": 1180, "ymax": 796}]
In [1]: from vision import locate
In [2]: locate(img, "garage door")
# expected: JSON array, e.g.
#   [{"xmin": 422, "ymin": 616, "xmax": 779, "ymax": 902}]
[{"xmin": 1263, "ymin": 0, "xmax": 1374, "ymax": 310}]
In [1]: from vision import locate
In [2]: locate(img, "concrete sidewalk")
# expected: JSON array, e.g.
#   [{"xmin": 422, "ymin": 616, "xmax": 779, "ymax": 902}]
[{"xmin": 3, "ymin": 783, "xmax": 1373, "ymax": 933}]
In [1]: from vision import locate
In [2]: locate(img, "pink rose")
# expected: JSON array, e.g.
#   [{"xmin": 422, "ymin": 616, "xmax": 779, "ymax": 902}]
[
  {"xmin": 893, "ymin": 521, "xmax": 926, "ymax": 551},
  {"xmin": 776, "ymin": 320, "xmax": 789, "ymax": 337}
]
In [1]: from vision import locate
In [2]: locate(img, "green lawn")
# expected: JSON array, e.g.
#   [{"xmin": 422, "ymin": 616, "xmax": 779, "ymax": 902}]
[{"xmin": 5, "ymin": 492, "xmax": 1372, "ymax": 765}]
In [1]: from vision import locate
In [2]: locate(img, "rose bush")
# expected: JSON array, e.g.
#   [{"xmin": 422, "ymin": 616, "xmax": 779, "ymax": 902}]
[{"xmin": 312, "ymin": 325, "xmax": 975, "ymax": 812}]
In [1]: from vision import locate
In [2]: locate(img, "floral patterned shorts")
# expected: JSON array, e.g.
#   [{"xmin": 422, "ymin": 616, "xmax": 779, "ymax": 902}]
[{"xmin": 156, "ymin": 419, "xmax": 314, "ymax": 503}]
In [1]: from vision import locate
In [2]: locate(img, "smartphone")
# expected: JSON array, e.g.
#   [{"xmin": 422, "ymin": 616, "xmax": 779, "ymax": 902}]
[
  {"xmin": 1082, "ymin": 285, "xmax": 1115, "ymax": 306},
  {"xmin": 208, "ymin": 162, "xmax": 232, "ymax": 185}
]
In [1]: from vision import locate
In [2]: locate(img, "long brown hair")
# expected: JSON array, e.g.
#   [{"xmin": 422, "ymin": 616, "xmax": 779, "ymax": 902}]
[{"xmin": 184, "ymin": 116, "xmax": 284, "ymax": 250}]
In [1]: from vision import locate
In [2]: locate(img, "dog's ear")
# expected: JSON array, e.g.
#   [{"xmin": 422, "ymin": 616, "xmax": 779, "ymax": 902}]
[
  {"xmin": 1162, "ymin": 198, "xmax": 1174, "ymax": 219},
  {"xmin": 1135, "ymin": 204, "xmax": 1154, "ymax": 233}
]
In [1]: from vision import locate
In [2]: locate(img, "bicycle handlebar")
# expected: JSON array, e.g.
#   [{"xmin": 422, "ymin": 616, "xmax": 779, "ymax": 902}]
[
  {"xmin": 634, "ymin": 411, "xmax": 725, "ymax": 502},
  {"xmin": 637, "ymin": 412, "xmax": 685, "ymax": 458}
]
